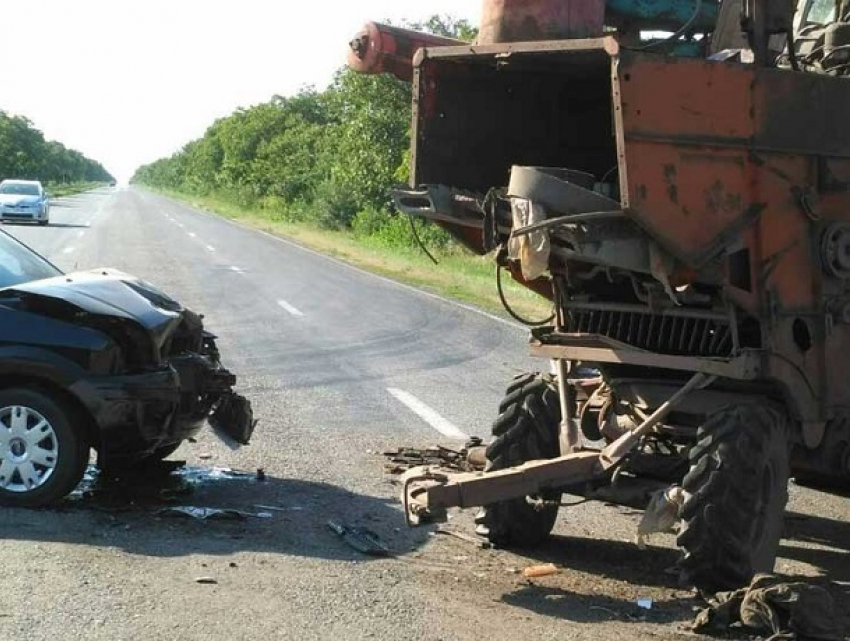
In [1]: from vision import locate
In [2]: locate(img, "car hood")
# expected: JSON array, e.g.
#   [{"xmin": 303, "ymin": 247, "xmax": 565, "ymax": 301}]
[
  {"xmin": 0, "ymin": 194, "xmax": 41, "ymax": 206},
  {"xmin": 3, "ymin": 268, "xmax": 185, "ymax": 348}
]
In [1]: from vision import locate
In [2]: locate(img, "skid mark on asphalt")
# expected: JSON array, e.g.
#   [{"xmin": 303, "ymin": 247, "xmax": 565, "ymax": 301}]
[
  {"xmin": 387, "ymin": 388, "xmax": 468, "ymax": 440},
  {"xmin": 277, "ymin": 299, "xmax": 304, "ymax": 317}
]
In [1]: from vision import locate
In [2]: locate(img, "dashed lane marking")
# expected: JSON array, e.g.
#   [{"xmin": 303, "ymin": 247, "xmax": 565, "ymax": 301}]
[
  {"xmin": 277, "ymin": 300, "xmax": 304, "ymax": 317},
  {"xmin": 387, "ymin": 388, "xmax": 468, "ymax": 440}
]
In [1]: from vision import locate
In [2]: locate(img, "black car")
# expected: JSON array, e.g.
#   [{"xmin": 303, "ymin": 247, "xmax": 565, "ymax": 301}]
[{"xmin": 0, "ymin": 230, "xmax": 254, "ymax": 506}]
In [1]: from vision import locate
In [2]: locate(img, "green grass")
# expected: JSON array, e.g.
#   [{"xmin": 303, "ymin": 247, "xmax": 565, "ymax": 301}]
[
  {"xmin": 150, "ymin": 187, "xmax": 554, "ymax": 322},
  {"xmin": 47, "ymin": 181, "xmax": 109, "ymax": 197}
]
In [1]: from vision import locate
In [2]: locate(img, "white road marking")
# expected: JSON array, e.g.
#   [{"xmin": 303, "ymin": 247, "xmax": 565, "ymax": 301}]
[
  {"xmin": 189, "ymin": 206, "xmax": 523, "ymax": 331},
  {"xmin": 149, "ymin": 188, "xmax": 525, "ymax": 331},
  {"xmin": 387, "ymin": 388, "xmax": 468, "ymax": 440},
  {"xmin": 188, "ymin": 232, "xmax": 197, "ymax": 238},
  {"xmin": 176, "ymin": 222, "xmax": 185, "ymax": 229},
  {"xmin": 229, "ymin": 266, "xmax": 244, "ymax": 273},
  {"xmin": 62, "ymin": 246, "xmax": 75, "ymax": 254},
  {"xmin": 277, "ymin": 300, "xmax": 304, "ymax": 317},
  {"xmin": 76, "ymin": 231, "xmax": 85, "ymax": 239},
  {"xmin": 206, "ymin": 244, "xmax": 216, "ymax": 252}
]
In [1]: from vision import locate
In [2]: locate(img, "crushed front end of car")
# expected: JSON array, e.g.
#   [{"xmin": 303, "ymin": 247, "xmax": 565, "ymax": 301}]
[{"xmin": 0, "ymin": 267, "xmax": 255, "ymax": 505}]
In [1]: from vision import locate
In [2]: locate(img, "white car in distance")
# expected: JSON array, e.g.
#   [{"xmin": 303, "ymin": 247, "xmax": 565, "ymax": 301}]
[{"xmin": 0, "ymin": 179, "xmax": 50, "ymax": 226}]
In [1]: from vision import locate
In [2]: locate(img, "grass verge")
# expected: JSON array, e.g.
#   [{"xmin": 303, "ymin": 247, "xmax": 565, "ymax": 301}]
[
  {"xmin": 149, "ymin": 188, "xmax": 554, "ymax": 322},
  {"xmin": 47, "ymin": 182, "xmax": 110, "ymax": 197}
]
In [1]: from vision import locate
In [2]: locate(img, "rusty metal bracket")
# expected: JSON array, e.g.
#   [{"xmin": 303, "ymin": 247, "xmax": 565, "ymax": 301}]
[{"xmin": 402, "ymin": 468, "xmax": 450, "ymax": 527}]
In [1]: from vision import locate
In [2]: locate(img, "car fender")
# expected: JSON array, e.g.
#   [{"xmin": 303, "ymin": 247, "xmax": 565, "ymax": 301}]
[{"xmin": 0, "ymin": 345, "xmax": 89, "ymax": 388}]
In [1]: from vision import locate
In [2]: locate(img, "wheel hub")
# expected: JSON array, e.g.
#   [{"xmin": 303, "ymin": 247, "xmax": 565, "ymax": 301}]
[
  {"xmin": 8, "ymin": 437, "xmax": 27, "ymax": 461},
  {"xmin": 0, "ymin": 405, "xmax": 59, "ymax": 493}
]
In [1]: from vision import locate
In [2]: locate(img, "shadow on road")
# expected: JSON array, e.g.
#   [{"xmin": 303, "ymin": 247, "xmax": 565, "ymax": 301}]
[
  {"xmin": 512, "ymin": 534, "xmax": 683, "ymax": 591},
  {"xmin": 0, "ymin": 463, "xmax": 431, "ymax": 562},
  {"xmin": 502, "ymin": 585, "xmax": 692, "ymax": 626},
  {"xmin": 42, "ymin": 222, "xmax": 91, "ymax": 229}
]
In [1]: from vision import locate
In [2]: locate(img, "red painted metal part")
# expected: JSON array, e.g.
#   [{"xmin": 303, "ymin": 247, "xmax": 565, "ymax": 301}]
[
  {"xmin": 478, "ymin": 0, "xmax": 605, "ymax": 43},
  {"xmin": 347, "ymin": 22, "xmax": 463, "ymax": 82}
]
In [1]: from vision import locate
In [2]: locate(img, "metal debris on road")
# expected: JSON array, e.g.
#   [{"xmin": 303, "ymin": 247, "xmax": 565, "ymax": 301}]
[
  {"xmin": 636, "ymin": 485, "xmax": 686, "ymax": 549},
  {"xmin": 383, "ymin": 438, "xmax": 485, "ymax": 475},
  {"xmin": 253, "ymin": 504, "xmax": 304, "ymax": 513},
  {"xmin": 327, "ymin": 520, "xmax": 390, "ymax": 556},
  {"xmin": 522, "ymin": 563, "xmax": 558, "ymax": 579},
  {"xmin": 157, "ymin": 506, "xmax": 273, "ymax": 521},
  {"xmin": 432, "ymin": 526, "xmax": 492, "ymax": 549}
]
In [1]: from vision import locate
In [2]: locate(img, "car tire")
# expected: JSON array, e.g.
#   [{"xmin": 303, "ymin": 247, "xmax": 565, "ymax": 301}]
[{"xmin": 0, "ymin": 388, "xmax": 90, "ymax": 507}]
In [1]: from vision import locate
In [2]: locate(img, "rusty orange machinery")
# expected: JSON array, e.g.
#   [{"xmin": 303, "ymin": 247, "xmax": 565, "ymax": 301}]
[
  {"xmin": 402, "ymin": 34, "xmax": 850, "ymax": 438},
  {"xmin": 614, "ymin": 47, "xmax": 850, "ymax": 439},
  {"xmin": 347, "ymin": 22, "xmax": 463, "ymax": 82}
]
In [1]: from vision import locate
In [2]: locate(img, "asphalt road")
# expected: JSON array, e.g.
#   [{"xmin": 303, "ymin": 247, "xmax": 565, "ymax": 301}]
[{"xmin": 1, "ymin": 188, "xmax": 849, "ymax": 641}]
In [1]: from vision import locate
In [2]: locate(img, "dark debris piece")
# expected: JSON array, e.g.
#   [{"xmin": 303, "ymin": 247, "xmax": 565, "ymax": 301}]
[{"xmin": 382, "ymin": 438, "xmax": 484, "ymax": 475}]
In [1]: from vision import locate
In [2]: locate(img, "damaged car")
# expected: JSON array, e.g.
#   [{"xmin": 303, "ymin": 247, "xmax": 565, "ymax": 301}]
[{"xmin": 0, "ymin": 229, "xmax": 254, "ymax": 506}]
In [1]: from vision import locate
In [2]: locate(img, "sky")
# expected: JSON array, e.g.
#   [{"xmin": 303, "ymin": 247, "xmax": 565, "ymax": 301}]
[{"xmin": 2, "ymin": 1, "xmax": 480, "ymax": 183}]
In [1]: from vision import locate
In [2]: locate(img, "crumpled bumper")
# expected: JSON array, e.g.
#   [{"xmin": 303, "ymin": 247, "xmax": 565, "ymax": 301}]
[{"xmin": 70, "ymin": 362, "xmax": 254, "ymax": 465}]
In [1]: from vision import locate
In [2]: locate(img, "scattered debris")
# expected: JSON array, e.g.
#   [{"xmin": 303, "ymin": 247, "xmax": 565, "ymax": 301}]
[
  {"xmin": 693, "ymin": 574, "xmax": 843, "ymax": 641},
  {"xmin": 157, "ymin": 506, "xmax": 272, "ymax": 521},
  {"xmin": 432, "ymin": 526, "xmax": 491, "ymax": 549},
  {"xmin": 327, "ymin": 521, "xmax": 390, "ymax": 556},
  {"xmin": 253, "ymin": 504, "xmax": 304, "ymax": 513},
  {"xmin": 194, "ymin": 577, "xmax": 218, "ymax": 585},
  {"xmin": 522, "ymin": 563, "xmax": 558, "ymax": 579},
  {"xmin": 383, "ymin": 438, "xmax": 485, "ymax": 475},
  {"xmin": 636, "ymin": 485, "xmax": 686, "ymax": 549},
  {"xmin": 636, "ymin": 597, "xmax": 653, "ymax": 610}
]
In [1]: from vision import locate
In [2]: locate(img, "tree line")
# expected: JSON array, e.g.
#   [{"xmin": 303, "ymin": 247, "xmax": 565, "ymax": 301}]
[
  {"xmin": 132, "ymin": 17, "xmax": 475, "ymax": 243},
  {"xmin": 0, "ymin": 111, "xmax": 114, "ymax": 184}
]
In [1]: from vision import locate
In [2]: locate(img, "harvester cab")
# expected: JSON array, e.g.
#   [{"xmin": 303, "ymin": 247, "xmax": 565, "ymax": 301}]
[{"xmin": 349, "ymin": 0, "xmax": 850, "ymax": 594}]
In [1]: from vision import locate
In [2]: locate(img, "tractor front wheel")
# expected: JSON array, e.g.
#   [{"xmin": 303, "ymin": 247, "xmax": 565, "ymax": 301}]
[{"xmin": 475, "ymin": 373, "xmax": 562, "ymax": 547}]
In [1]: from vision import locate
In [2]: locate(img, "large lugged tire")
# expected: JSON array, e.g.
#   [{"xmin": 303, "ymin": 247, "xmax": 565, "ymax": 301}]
[
  {"xmin": 677, "ymin": 403, "xmax": 791, "ymax": 593},
  {"xmin": 475, "ymin": 373, "xmax": 562, "ymax": 547},
  {"xmin": 0, "ymin": 388, "xmax": 90, "ymax": 507}
]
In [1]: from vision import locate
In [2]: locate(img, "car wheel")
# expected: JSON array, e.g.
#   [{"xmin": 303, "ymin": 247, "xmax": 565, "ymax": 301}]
[{"xmin": 0, "ymin": 388, "xmax": 90, "ymax": 507}]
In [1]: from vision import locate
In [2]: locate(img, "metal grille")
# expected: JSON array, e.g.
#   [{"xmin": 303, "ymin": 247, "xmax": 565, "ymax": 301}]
[{"xmin": 568, "ymin": 308, "xmax": 733, "ymax": 357}]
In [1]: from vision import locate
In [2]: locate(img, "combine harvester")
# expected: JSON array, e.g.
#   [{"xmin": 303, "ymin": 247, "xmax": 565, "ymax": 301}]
[{"xmin": 349, "ymin": 0, "xmax": 850, "ymax": 593}]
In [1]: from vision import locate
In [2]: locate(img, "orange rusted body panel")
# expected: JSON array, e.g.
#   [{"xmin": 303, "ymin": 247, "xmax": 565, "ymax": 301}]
[
  {"xmin": 614, "ymin": 48, "xmax": 850, "ymax": 427},
  {"xmin": 478, "ymin": 0, "xmax": 605, "ymax": 43},
  {"xmin": 406, "ymin": 37, "xmax": 850, "ymax": 431}
]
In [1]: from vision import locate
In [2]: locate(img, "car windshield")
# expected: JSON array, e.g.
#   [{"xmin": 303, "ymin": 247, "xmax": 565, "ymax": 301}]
[
  {"xmin": 0, "ymin": 182, "xmax": 40, "ymax": 196},
  {"xmin": 0, "ymin": 231, "xmax": 62, "ymax": 288}
]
